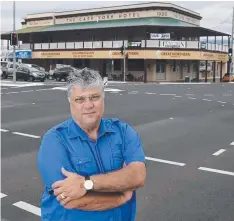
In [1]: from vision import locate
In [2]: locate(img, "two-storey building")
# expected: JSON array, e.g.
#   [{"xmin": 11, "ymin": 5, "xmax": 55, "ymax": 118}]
[{"xmin": 1, "ymin": 2, "xmax": 231, "ymax": 82}]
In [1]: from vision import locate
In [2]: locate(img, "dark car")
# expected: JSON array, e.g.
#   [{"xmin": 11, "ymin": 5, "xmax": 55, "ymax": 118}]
[
  {"xmin": 53, "ymin": 67, "xmax": 76, "ymax": 81},
  {"xmin": 16, "ymin": 66, "xmax": 46, "ymax": 82}
]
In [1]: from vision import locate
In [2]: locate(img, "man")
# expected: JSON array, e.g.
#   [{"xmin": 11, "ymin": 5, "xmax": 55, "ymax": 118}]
[{"xmin": 38, "ymin": 68, "xmax": 146, "ymax": 221}]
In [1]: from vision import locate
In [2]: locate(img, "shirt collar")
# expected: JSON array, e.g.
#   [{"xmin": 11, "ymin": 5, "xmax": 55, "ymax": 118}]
[{"xmin": 68, "ymin": 117, "xmax": 115, "ymax": 140}]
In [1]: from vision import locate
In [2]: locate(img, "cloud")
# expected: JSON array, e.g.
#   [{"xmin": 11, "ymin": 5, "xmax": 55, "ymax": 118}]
[{"xmin": 1, "ymin": 1, "xmax": 233, "ymax": 34}]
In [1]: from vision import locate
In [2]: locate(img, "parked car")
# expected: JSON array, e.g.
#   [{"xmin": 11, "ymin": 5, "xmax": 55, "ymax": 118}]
[
  {"xmin": 23, "ymin": 63, "xmax": 50, "ymax": 78},
  {"xmin": 222, "ymin": 73, "xmax": 234, "ymax": 82},
  {"xmin": 16, "ymin": 65, "xmax": 46, "ymax": 82},
  {"xmin": 53, "ymin": 66, "xmax": 76, "ymax": 81},
  {"xmin": 1, "ymin": 62, "xmax": 20, "ymax": 79}
]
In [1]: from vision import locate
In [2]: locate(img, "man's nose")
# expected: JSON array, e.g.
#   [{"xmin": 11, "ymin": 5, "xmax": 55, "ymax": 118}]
[{"xmin": 83, "ymin": 99, "xmax": 94, "ymax": 108}]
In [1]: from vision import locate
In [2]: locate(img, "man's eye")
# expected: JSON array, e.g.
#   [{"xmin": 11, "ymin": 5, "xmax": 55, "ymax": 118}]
[
  {"xmin": 91, "ymin": 95, "xmax": 100, "ymax": 100},
  {"xmin": 75, "ymin": 98, "xmax": 84, "ymax": 103}
]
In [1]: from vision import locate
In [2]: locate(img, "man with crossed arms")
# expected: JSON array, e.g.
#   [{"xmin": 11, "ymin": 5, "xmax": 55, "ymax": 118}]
[{"xmin": 38, "ymin": 68, "xmax": 146, "ymax": 221}]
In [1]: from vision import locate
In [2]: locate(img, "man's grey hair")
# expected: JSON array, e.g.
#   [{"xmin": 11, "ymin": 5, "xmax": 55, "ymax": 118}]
[{"xmin": 67, "ymin": 67, "xmax": 104, "ymax": 98}]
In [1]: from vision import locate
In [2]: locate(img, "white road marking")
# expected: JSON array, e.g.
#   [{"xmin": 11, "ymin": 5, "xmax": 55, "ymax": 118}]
[
  {"xmin": 20, "ymin": 90, "xmax": 34, "ymax": 93},
  {"xmin": 202, "ymin": 99, "xmax": 211, "ymax": 101},
  {"xmin": 145, "ymin": 156, "xmax": 185, "ymax": 166},
  {"xmin": 174, "ymin": 96, "xmax": 182, "ymax": 98},
  {"xmin": 217, "ymin": 101, "xmax": 227, "ymax": 104},
  {"xmin": 212, "ymin": 149, "xmax": 226, "ymax": 156},
  {"xmin": 4, "ymin": 92, "xmax": 19, "ymax": 94},
  {"xmin": 0, "ymin": 129, "xmax": 9, "ymax": 132},
  {"xmin": 110, "ymin": 91, "xmax": 119, "ymax": 93},
  {"xmin": 13, "ymin": 201, "xmax": 41, "ymax": 216},
  {"xmin": 198, "ymin": 167, "xmax": 234, "ymax": 176},
  {"xmin": 35, "ymin": 89, "xmax": 51, "ymax": 91},
  {"xmin": 170, "ymin": 117, "xmax": 173, "ymax": 120},
  {"xmin": 145, "ymin": 92, "xmax": 156, "ymax": 95},
  {"xmin": 159, "ymin": 93, "xmax": 176, "ymax": 96},
  {"xmin": 186, "ymin": 94, "xmax": 194, "ymax": 96},
  {"xmin": 1, "ymin": 88, "xmax": 8, "ymax": 90},
  {"xmin": 230, "ymin": 141, "xmax": 234, "ymax": 146},
  {"xmin": 0, "ymin": 193, "xmax": 7, "ymax": 198},
  {"xmin": 188, "ymin": 97, "xmax": 196, "ymax": 100},
  {"xmin": 32, "ymin": 103, "xmax": 35, "ymax": 104},
  {"xmin": 12, "ymin": 132, "xmax": 41, "ymax": 139}
]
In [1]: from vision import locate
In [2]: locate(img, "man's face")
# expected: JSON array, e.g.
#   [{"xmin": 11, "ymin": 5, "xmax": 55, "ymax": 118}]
[{"xmin": 69, "ymin": 87, "xmax": 104, "ymax": 129}]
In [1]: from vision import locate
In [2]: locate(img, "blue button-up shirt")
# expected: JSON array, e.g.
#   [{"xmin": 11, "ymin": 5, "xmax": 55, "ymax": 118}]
[{"xmin": 38, "ymin": 117, "xmax": 146, "ymax": 221}]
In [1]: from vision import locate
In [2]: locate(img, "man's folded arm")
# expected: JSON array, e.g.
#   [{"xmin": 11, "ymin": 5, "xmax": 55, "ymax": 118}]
[
  {"xmin": 37, "ymin": 131, "xmax": 128, "ymax": 211},
  {"xmin": 64, "ymin": 192, "xmax": 128, "ymax": 211}
]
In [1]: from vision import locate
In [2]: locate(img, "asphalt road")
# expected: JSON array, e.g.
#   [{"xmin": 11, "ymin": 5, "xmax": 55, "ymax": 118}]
[{"xmin": 1, "ymin": 80, "xmax": 234, "ymax": 221}]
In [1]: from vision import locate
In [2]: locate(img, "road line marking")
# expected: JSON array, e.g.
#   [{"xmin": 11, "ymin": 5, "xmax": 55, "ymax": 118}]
[
  {"xmin": 13, "ymin": 201, "xmax": 41, "ymax": 216},
  {"xmin": 0, "ymin": 129, "xmax": 9, "ymax": 132},
  {"xmin": 188, "ymin": 97, "xmax": 196, "ymax": 99},
  {"xmin": 174, "ymin": 96, "xmax": 182, "ymax": 98},
  {"xmin": 12, "ymin": 132, "xmax": 41, "ymax": 138},
  {"xmin": 21, "ymin": 90, "xmax": 34, "ymax": 93},
  {"xmin": 217, "ymin": 101, "xmax": 227, "ymax": 104},
  {"xmin": 0, "ymin": 193, "xmax": 7, "ymax": 198},
  {"xmin": 159, "ymin": 94, "xmax": 176, "ymax": 96},
  {"xmin": 186, "ymin": 94, "xmax": 194, "ymax": 96},
  {"xmin": 145, "ymin": 157, "xmax": 185, "ymax": 166},
  {"xmin": 212, "ymin": 149, "xmax": 226, "ymax": 156},
  {"xmin": 230, "ymin": 141, "xmax": 234, "ymax": 146},
  {"xmin": 202, "ymin": 99, "xmax": 211, "ymax": 101},
  {"xmin": 145, "ymin": 92, "xmax": 157, "ymax": 95},
  {"xmin": 4, "ymin": 92, "xmax": 19, "ymax": 94},
  {"xmin": 35, "ymin": 89, "xmax": 51, "ymax": 91},
  {"xmin": 198, "ymin": 167, "xmax": 234, "ymax": 176}
]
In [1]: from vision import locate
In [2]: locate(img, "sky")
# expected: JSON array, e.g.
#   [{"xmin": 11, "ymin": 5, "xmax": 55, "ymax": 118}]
[{"xmin": 1, "ymin": 1, "xmax": 234, "ymax": 36}]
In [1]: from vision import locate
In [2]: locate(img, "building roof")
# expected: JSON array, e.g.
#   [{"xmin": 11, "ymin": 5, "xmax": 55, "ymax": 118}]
[
  {"xmin": 1, "ymin": 17, "xmax": 230, "ymax": 39},
  {"xmin": 2, "ymin": 17, "xmax": 198, "ymax": 35}
]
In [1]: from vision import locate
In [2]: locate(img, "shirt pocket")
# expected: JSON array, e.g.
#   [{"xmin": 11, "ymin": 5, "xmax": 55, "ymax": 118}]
[
  {"xmin": 110, "ymin": 143, "xmax": 124, "ymax": 171},
  {"xmin": 70, "ymin": 156, "xmax": 98, "ymax": 176}
]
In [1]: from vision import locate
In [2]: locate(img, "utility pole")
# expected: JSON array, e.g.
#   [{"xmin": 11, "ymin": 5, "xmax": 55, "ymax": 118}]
[
  {"xmin": 13, "ymin": 1, "xmax": 16, "ymax": 83},
  {"xmin": 230, "ymin": 6, "xmax": 234, "ymax": 82}
]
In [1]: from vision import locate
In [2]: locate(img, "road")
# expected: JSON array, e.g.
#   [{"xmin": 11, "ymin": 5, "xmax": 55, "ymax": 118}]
[{"xmin": 1, "ymin": 80, "xmax": 234, "ymax": 221}]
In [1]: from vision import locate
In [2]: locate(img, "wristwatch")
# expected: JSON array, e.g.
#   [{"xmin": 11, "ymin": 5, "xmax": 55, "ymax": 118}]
[{"xmin": 84, "ymin": 176, "xmax": 94, "ymax": 192}]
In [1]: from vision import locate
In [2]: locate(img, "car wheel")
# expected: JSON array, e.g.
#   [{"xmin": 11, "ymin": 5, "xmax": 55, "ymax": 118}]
[
  {"xmin": 28, "ymin": 76, "xmax": 34, "ymax": 82},
  {"xmin": 40, "ymin": 78, "xmax": 45, "ymax": 82}
]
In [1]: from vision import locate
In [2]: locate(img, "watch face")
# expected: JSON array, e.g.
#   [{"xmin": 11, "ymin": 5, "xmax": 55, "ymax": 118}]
[{"xmin": 84, "ymin": 180, "xmax": 93, "ymax": 190}]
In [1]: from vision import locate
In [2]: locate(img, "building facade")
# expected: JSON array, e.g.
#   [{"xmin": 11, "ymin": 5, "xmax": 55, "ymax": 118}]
[{"xmin": 1, "ymin": 2, "xmax": 231, "ymax": 82}]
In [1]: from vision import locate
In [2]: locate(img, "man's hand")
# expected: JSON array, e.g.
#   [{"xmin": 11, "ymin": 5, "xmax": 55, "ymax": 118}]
[{"xmin": 52, "ymin": 167, "xmax": 86, "ymax": 205}]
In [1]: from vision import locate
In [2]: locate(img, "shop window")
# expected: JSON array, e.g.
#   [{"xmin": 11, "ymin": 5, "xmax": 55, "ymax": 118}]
[{"xmin": 128, "ymin": 59, "xmax": 144, "ymax": 71}]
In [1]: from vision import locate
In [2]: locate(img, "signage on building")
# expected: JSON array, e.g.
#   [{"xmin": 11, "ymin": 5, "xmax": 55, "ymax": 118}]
[
  {"xmin": 160, "ymin": 41, "xmax": 186, "ymax": 48},
  {"xmin": 128, "ymin": 42, "xmax": 142, "ymax": 47},
  {"xmin": 150, "ymin": 33, "xmax": 170, "ymax": 39},
  {"xmin": 26, "ymin": 9, "xmax": 200, "ymax": 27},
  {"xmin": 32, "ymin": 50, "xmax": 227, "ymax": 62},
  {"xmin": 15, "ymin": 50, "xmax": 32, "ymax": 59}
]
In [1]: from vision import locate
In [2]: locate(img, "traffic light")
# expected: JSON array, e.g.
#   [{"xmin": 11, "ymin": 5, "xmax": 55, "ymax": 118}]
[{"xmin": 10, "ymin": 32, "xmax": 18, "ymax": 46}]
